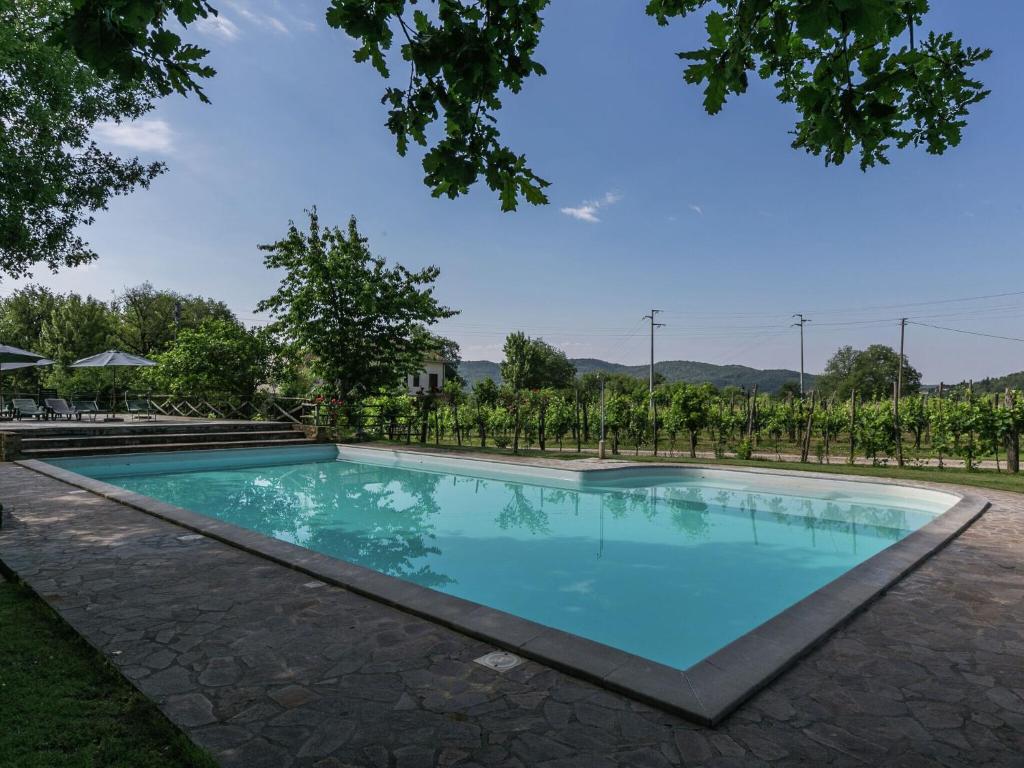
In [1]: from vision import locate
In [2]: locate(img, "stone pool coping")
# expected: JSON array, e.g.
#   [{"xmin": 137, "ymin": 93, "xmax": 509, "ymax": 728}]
[{"xmin": 17, "ymin": 448, "xmax": 990, "ymax": 726}]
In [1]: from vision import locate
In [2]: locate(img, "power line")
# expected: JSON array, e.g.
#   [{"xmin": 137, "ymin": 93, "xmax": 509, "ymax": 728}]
[{"xmin": 908, "ymin": 321, "xmax": 1024, "ymax": 343}]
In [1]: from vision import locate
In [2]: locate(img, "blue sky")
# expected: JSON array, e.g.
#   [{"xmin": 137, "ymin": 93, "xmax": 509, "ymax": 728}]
[{"xmin": 12, "ymin": 1, "xmax": 1024, "ymax": 382}]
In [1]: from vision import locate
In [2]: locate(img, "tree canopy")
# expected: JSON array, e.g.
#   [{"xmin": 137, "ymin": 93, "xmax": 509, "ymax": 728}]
[
  {"xmin": 114, "ymin": 282, "xmax": 234, "ymax": 356},
  {"xmin": 256, "ymin": 209, "xmax": 458, "ymax": 397},
  {"xmin": 0, "ymin": 281, "xmax": 236, "ymax": 394},
  {"xmin": 326, "ymin": 0, "xmax": 990, "ymax": 210},
  {"xmin": 50, "ymin": 0, "xmax": 217, "ymax": 102},
  {"xmin": 816, "ymin": 343, "xmax": 921, "ymax": 400},
  {"xmin": 149, "ymin": 318, "xmax": 275, "ymax": 398},
  {"xmin": 22, "ymin": 1, "xmax": 991, "ymax": 222},
  {"xmin": 0, "ymin": 0, "xmax": 166, "ymax": 280},
  {"xmin": 499, "ymin": 333, "xmax": 576, "ymax": 392}
]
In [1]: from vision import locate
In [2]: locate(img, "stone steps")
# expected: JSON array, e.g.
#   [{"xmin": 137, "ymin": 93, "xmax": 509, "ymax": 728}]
[
  {"xmin": 12, "ymin": 421, "xmax": 297, "ymax": 438},
  {"xmin": 21, "ymin": 429, "xmax": 304, "ymax": 450},
  {"xmin": 5, "ymin": 420, "xmax": 317, "ymax": 459},
  {"xmin": 21, "ymin": 436, "xmax": 315, "ymax": 459}
]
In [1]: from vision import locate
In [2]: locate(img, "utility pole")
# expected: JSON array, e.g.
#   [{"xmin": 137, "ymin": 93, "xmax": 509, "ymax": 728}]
[
  {"xmin": 173, "ymin": 300, "xmax": 182, "ymax": 340},
  {"xmin": 791, "ymin": 314, "xmax": 811, "ymax": 396},
  {"xmin": 643, "ymin": 309, "xmax": 665, "ymax": 456},
  {"xmin": 598, "ymin": 374, "xmax": 607, "ymax": 459},
  {"xmin": 642, "ymin": 309, "xmax": 665, "ymax": 403},
  {"xmin": 895, "ymin": 317, "xmax": 907, "ymax": 467}
]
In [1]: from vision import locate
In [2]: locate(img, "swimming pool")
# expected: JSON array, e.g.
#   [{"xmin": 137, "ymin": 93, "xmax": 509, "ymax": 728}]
[{"xmin": 39, "ymin": 445, "xmax": 982, "ymax": 723}]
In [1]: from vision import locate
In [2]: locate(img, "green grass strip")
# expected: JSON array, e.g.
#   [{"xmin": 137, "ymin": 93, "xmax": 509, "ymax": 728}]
[
  {"xmin": 0, "ymin": 578, "xmax": 217, "ymax": 768},
  {"xmin": 372, "ymin": 441, "xmax": 1024, "ymax": 495}
]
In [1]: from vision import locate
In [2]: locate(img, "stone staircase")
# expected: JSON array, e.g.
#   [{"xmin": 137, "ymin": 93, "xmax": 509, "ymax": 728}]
[{"xmin": 11, "ymin": 421, "xmax": 316, "ymax": 460}]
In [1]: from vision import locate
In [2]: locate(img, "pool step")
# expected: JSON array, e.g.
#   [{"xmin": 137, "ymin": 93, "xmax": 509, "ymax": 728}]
[
  {"xmin": 9, "ymin": 421, "xmax": 318, "ymax": 459},
  {"xmin": 20, "ymin": 436, "xmax": 316, "ymax": 459},
  {"xmin": 11, "ymin": 421, "xmax": 298, "ymax": 438},
  {"xmin": 21, "ymin": 429, "xmax": 305, "ymax": 450}
]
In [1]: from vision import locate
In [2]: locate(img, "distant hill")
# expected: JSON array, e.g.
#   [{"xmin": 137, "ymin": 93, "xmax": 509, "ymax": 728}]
[
  {"xmin": 954, "ymin": 371, "xmax": 1024, "ymax": 395},
  {"xmin": 456, "ymin": 358, "xmax": 811, "ymax": 394}
]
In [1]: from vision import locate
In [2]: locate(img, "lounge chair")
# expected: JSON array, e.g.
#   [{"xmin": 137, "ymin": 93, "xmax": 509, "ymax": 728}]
[
  {"xmin": 45, "ymin": 398, "xmax": 81, "ymax": 421},
  {"xmin": 12, "ymin": 398, "xmax": 46, "ymax": 420},
  {"xmin": 71, "ymin": 399, "xmax": 102, "ymax": 422},
  {"xmin": 125, "ymin": 395, "xmax": 154, "ymax": 420}
]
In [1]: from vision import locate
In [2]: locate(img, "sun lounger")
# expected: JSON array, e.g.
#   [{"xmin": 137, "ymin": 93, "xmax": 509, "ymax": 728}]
[
  {"xmin": 71, "ymin": 399, "xmax": 102, "ymax": 421},
  {"xmin": 125, "ymin": 396, "xmax": 154, "ymax": 420},
  {"xmin": 12, "ymin": 398, "xmax": 46, "ymax": 420},
  {"xmin": 45, "ymin": 398, "xmax": 81, "ymax": 421}
]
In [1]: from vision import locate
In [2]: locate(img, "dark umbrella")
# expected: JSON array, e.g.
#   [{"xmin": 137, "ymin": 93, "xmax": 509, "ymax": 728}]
[
  {"xmin": 0, "ymin": 344, "xmax": 48, "ymax": 419},
  {"xmin": 70, "ymin": 350, "xmax": 156, "ymax": 421}
]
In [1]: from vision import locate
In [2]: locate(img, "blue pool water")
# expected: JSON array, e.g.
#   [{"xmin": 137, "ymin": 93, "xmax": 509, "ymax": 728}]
[{"xmin": 52, "ymin": 447, "xmax": 956, "ymax": 670}]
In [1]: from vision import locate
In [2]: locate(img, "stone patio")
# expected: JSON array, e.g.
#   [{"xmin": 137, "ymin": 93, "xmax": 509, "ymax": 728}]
[{"xmin": 1, "ymin": 461, "xmax": 1023, "ymax": 767}]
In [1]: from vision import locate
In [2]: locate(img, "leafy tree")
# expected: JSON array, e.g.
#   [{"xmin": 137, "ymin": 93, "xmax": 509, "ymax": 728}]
[
  {"xmin": 498, "ymin": 332, "xmax": 575, "ymax": 391},
  {"xmin": 546, "ymin": 393, "xmax": 574, "ymax": 451},
  {"xmin": 498, "ymin": 332, "xmax": 535, "ymax": 453},
  {"xmin": 470, "ymin": 377, "xmax": 499, "ymax": 447},
  {"xmin": 39, "ymin": 293, "xmax": 116, "ymax": 394},
  {"xmin": 49, "ymin": 0, "xmax": 217, "ymax": 102},
  {"xmin": 854, "ymin": 400, "xmax": 896, "ymax": 464},
  {"xmin": 667, "ymin": 383, "xmax": 714, "ymax": 458},
  {"xmin": 817, "ymin": 343, "xmax": 920, "ymax": 401},
  {"xmin": 257, "ymin": 209, "xmax": 457, "ymax": 397},
  {"xmin": 443, "ymin": 379, "xmax": 466, "ymax": 445},
  {"xmin": 0, "ymin": 284, "xmax": 63, "ymax": 391},
  {"xmin": 0, "ymin": 284, "xmax": 61, "ymax": 351},
  {"xmin": 0, "ymin": 0, "xmax": 165, "ymax": 280},
  {"xmin": 149, "ymin": 319, "xmax": 274, "ymax": 398},
  {"xmin": 777, "ymin": 381, "xmax": 802, "ymax": 400},
  {"xmin": 114, "ymin": 282, "xmax": 234, "ymax": 356},
  {"xmin": 327, "ymin": 0, "xmax": 990, "ymax": 209},
  {"xmin": 20, "ymin": 2, "xmax": 992, "ymax": 229}
]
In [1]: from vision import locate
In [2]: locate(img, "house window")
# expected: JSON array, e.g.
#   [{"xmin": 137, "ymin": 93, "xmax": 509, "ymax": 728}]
[
  {"xmin": 428, "ymin": 373, "xmax": 439, "ymax": 390},
  {"xmin": 412, "ymin": 374, "xmax": 421, "ymax": 387}
]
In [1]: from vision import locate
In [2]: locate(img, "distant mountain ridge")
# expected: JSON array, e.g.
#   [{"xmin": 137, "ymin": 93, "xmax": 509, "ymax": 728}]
[{"xmin": 456, "ymin": 358, "xmax": 812, "ymax": 393}]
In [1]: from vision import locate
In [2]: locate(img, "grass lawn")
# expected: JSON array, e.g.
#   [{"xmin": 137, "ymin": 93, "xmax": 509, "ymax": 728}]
[
  {"xmin": 370, "ymin": 440, "xmax": 1024, "ymax": 495},
  {"xmin": 0, "ymin": 577, "xmax": 216, "ymax": 768}
]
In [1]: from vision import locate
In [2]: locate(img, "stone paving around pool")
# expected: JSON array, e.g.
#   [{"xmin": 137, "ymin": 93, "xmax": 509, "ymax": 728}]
[{"xmin": 1, "ymin": 461, "xmax": 1023, "ymax": 767}]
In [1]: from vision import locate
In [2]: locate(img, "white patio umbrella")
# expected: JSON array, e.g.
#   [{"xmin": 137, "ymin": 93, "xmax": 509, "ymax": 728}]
[
  {"xmin": 0, "ymin": 343, "xmax": 46, "ymax": 364},
  {"xmin": 70, "ymin": 350, "xmax": 156, "ymax": 421},
  {"xmin": 0, "ymin": 344, "xmax": 48, "ymax": 418},
  {"xmin": 0, "ymin": 358, "xmax": 53, "ymax": 372}
]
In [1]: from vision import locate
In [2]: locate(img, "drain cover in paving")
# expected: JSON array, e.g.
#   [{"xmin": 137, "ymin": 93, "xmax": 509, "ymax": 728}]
[{"xmin": 474, "ymin": 651, "xmax": 524, "ymax": 672}]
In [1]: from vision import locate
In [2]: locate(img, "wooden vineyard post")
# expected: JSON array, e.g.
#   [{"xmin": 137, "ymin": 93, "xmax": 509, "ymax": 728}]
[
  {"xmin": 893, "ymin": 380, "xmax": 903, "ymax": 467},
  {"xmin": 823, "ymin": 396, "xmax": 834, "ymax": 463},
  {"xmin": 848, "ymin": 389, "xmax": 857, "ymax": 464},
  {"xmin": 937, "ymin": 382, "xmax": 944, "ymax": 468},
  {"xmin": 1006, "ymin": 388, "xmax": 1020, "ymax": 474},
  {"xmin": 575, "ymin": 387, "xmax": 582, "ymax": 453},
  {"xmin": 800, "ymin": 391, "xmax": 816, "ymax": 462},
  {"xmin": 746, "ymin": 385, "xmax": 758, "ymax": 442},
  {"xmin": 895, "ymin": 318, "xmax": 906, "ymax": 467}
]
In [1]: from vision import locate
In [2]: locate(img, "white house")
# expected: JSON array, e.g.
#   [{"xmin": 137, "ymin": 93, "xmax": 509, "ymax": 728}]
[{"xmin": 407, "ymin": 357, "xmax": 446, "ymax": 395}]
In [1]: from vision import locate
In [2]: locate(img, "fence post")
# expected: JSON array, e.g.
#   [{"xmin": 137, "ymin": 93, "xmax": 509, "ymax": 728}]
[
  {"xmin": 848, "ymin": 389, "xmax": 856, "ymax": 464},
  {"xmin": 1006, "ymin": 388, "xmax": 1020, "ymax": 474},
  {"xmin": 800, "ymin": 391, "xmax": 815, "ymax": 462}
]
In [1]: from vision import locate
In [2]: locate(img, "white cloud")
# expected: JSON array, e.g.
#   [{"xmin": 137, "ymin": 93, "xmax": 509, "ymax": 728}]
[
  {"xmin": 561, "ymin": 191, "xmax": 622, "ymax": 223},
  {"xmin": 266, "ymin": 16, "xmax": 289, "ymax": 34},
  {"xmin": 561, "ymin": 203, "xmax": 601, "ymax": 223},
  {"xmin": 93, "ymin": 119, "xmax": 174, "ymax": 153},
  {"xmin": 195, "ymin": 14, "xmax": 241, "ymax": 41},
  {"xmin": 225, "ymin": 0, "xmax": 290, "ymax": 34},
  {"xmin": 689, "ymin": 204, "xmax": 704, "ymax": 216}
]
